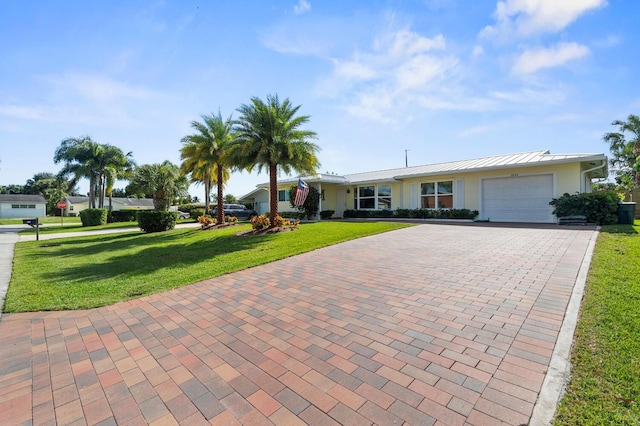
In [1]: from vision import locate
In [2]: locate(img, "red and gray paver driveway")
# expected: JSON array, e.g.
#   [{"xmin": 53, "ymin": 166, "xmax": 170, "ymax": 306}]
[{"xmin": 0, "ymin": 224, "xmax": 597, "ymax": 425}]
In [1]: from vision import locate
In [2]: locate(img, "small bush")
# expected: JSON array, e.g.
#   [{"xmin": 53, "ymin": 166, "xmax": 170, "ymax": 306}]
[
  {"xmin": 197, "ymin": 216, "xmax": 216, "ymax": 228},
  {"xmin": 80, "ymin": 208, "xmax": 108, "ymax": 226},
  {"xmin": 320, "ymin": 210, "xmax": 335, "ymax": 220},
  {"xmin": 251, "ymin": 215, "xmax": 271, "ymax": 230},
  {"xmin": 280, "ymin": 211, "xmax": 304, "ymax": 220},
  {"xmin": 109, "ymin": 209, "xmax": 140, "ymax": 223},
  {"xmin": 550, "ymin": 192, "xmax": 619, "ymax": 225},
  {"xmin": 225, "ymin": 215, "xmax": 238, "ymax": 223},
  {"xmin": 137, "ymin": 210, "xmax": 178, "ymax": 233}
]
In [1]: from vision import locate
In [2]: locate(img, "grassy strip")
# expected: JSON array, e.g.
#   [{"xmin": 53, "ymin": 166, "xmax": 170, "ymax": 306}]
[
  {"xmin": 5, "ymin": 221, "xmax": 410, "ymax": 312},
  {"xmin": 0, "ymin": 216, "xmax": 82, "ymax": 225},
  {"xmin": 18, "ymin": 219, "xmax": 195, "ymax": 234},
  {"xmin": 554, "ymin": 221, "xmax": 640, "ymax": 424}
]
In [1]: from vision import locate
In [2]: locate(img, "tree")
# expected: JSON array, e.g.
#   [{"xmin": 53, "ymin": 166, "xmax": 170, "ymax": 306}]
[
  {"xmin": 128, "ymin": 161, "xmax": 189, "ymax": 211},
  {"xmin": 288, "ymin": 184, "xmax": 320, "ymax": 220},
  {"xmin": 54, "ymin": 136, "xmax": 103, "ymax": 208},
  {"xmin": 603, "ymin": 114, "xmax": 640, "ymax": 191},
  {"xmin": 23, "ymin": 172, "xmax": 68, "ymax": 214},
  {"xmin": 224, "ymin": 194, "xmax": 237, "ymax": 204},
  {"xmin": 99, "ymin": 146, "xmax": 135, "ymax": 214},
  {"xmin": 180, "ymin": 112, "xmax": 234, "ymax": 223},
  {"xmin": 54, "ymin": 137, "xmax": 134, "ymax": 209},
  {"xmin": 233, "ymin": 94, "xmax": 320, "ymax": 226}
]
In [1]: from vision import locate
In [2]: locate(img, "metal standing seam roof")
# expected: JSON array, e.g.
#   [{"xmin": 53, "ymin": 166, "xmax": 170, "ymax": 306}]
[
  {"xmin": 246, "ymin": 150, "xmax": 608, "ymax": 194},
  {"xmin": 343, "ymin": 150, "xmax": 607, "ymax": 183}
]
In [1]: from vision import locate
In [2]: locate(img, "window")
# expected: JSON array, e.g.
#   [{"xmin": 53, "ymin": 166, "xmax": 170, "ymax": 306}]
[
  {"xmin": 421, "ymin": 181, "xmax": 453, "ymax": 209},
  {"xmin": 11, "ymin": 204, "xmax": 35, "ymax": 209},
  {"xmin": 278, "ymin": 190, "xmax": 290, "ymax": 202},
  {"xmin": 354, "ymin": 185, "xmax": 392, "ymax": 209}
]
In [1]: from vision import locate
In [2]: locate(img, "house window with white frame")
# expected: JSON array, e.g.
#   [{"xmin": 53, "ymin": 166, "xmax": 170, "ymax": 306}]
[
  {"xmin": 420, "ymin": 181, "xmax": 453, "ymax": 209},
  {"xmin": 278, "ymin": 190, "xmax": 290, "ymax": 202},
  {"xmin": 354, "ymin": 184, "xmax": 392, "ymax": 209}
]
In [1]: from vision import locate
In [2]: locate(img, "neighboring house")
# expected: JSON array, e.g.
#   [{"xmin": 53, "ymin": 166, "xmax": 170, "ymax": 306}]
[
  {"xmin": 63, "ymin": 196, "xmax": 155, "ymax": 216},
  {"xmin": 239, "ymin": 150, "xmax": 608, "ymax": 223},
  {"xmin": 0, "ymin": 194, "xmax": 47, "ymax": 219}
]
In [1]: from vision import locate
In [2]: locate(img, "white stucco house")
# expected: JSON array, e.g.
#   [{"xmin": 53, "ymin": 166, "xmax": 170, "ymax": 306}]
[
  {"xmin": 0, "ymin": 194, "xmax": 47, "ymax": 219},
  {"xmin": 239, "ymin": 150, "xmax": 609, "ymax": 224}
]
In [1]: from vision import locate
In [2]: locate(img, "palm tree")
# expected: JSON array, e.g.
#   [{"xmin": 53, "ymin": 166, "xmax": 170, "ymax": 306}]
[
  {"xmin": 128, "ymin": 161, "xmax": 189, "ymax": 211},
  {"xmin": 233, "ymin": 94, "xmax": 320, "ymax": 226},
  {"xmin": 180, "ymin": 112, "xmax": 234, "ymax": 223},
  {"xmin": 54, "ymin": 136, "xmax": 102, "ymax": 207},
  {"xmin": 603, "ymin": 114, "xmax": 640, "ymax": 187},
  {"xmin": 101, "ymin": 147, "xmax": 135, "ymax": 214}
]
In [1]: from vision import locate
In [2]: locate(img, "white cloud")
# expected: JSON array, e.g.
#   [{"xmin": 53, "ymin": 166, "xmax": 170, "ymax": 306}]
[
  {"xmin": 317, "ymin": 29, "xmax": 465, "ymax": 121},
  {"xmin": 481, "ymin": 0, "xmax": 607, "ymax": 39},
  {"xmin": 593, "ymin": 34, "xmax": 621, "ymax": 48},
  {"xmin": 512, "ymin": 42, "xmax": 590, "ymax": 74},
  {"xmin": 472, "ymin": 45, "xmax": 484, "ymax": 58},
  {"xmin": 293, "ymin": 0, "xmax": 311, "ymax": 15}
]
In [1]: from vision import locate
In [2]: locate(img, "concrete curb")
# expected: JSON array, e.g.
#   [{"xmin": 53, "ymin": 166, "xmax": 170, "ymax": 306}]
[{"xmin": 528, "ymin": 228, "xmax": 599, "ymax": 425}]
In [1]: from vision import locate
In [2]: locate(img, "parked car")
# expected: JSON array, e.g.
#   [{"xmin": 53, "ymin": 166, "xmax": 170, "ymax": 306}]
[
  {"xmin": 212, "ymin": 204, "xmax": 258, "ymax": 220},
  {"xmin": 177, "ymin": 211, "xmax": 190, "ymax": 219}
]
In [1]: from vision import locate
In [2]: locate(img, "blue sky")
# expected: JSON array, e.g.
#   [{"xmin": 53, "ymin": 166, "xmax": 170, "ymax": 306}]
[{"xmin": 1, "ymin": 0, "xmax": 638, "ymax": 199}]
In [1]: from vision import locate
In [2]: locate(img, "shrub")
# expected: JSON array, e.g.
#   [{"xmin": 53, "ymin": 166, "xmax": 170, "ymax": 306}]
[
  {"xmin": 251, "ymin": 215, "xmax": 271, "ymax": 230},
  {"xmin": 109, "ymin": 209, "xmax": 139, "ymax": 223},
  {"xmin": 279, "ymin": 211, "xmax": 304, "ymax": 220},
  {"xmin": 137, "ymin": 210, "xmax": 178, "ymax": 233},
  {"xmin": 225, "ymin": 215, "xmax": 238, "ymax": 223},
  {"xmin": 80, "ymin": 208, "xmax": 108, "ymax": 226},
  {"xmin": 320, "ymin": 210, "xmax": 335, "ymax": 220},
  {"xmin": 343, "ymin": 208, "xmax": 478, "ymax": 220},
  {"xmin": 288, "ymin": 185, "xmax": 320, "ymax": 219},
  {"xmin": 549, "ymin": 192, "xmax": 619, "ymax": 225},
  {"xmin": 197, "ymin": 216, "xmax": 216, "ymax": 228}
]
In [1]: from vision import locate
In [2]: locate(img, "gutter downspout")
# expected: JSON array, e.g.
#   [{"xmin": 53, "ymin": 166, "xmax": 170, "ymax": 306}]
[{"xmin": 580, "ymin": 160, "xmax": 607, "ymax": 193}]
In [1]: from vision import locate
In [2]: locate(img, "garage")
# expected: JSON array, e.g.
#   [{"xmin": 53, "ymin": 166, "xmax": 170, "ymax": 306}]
[{"xmin": 481, "ymin": 174, "xmax": 555, "ymax": 223}]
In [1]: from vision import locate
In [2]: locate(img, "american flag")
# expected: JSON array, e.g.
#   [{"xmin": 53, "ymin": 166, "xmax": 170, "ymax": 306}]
[{"xmin": 293, "ymin": 179, "xmax": 309, "ymax": 207}]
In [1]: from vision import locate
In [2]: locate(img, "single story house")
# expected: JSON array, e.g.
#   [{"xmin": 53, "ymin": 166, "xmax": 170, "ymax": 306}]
[
  {"xmin": 63, "ymin": 196, "xmax": 155, "ymax": 216},
  {"xmin": 239, "ymin": 150, "xmax": 608, "ymax": 223},
  {"xmin": 0, "ymin": 194, "xmax": 47, "ymax": 219}
]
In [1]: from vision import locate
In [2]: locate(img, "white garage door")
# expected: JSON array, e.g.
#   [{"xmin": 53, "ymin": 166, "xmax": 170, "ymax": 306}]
[{"xmin": 481, "ymin": 174, "xmax": 554, "ymax": 223}]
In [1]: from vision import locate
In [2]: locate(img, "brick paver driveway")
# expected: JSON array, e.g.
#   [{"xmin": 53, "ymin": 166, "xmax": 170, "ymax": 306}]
[{"xmin": 0, "ymin": 224, "xmax": 596, "ymax": 425}]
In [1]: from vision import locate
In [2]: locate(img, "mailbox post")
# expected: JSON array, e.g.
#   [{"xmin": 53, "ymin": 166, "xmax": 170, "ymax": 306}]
[{"xmin": 23, "ymin": 218, "xmax": 40, "ymax": 241}]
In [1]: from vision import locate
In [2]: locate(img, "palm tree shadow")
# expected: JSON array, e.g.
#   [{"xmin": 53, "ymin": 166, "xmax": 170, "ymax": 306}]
[{"xmin": 37, "ymin": 228, "xmax": 269, "ymax": 285}]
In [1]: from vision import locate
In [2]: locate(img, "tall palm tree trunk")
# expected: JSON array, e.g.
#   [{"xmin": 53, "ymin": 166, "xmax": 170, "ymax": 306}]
[
  {"xmin": 204, "ymin": 177, "xmax": 211, "ymax": 216},
  {"xmin": 269, "ymin": 162, "xmax": 278, "ymax": 227},
  {"xmin": 217, "ymin": 165, "xmax": 225, "ymax": 224}
]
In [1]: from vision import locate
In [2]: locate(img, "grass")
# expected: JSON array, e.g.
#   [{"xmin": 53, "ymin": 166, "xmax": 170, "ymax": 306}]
[
  {"xmin": 554, "ymin": 220, "xmax": 640, "ymax": 424},
  {"xmin": 18, "ymin": 219, "xmax": 195, "ymax": 234},
  {"xmin": 0, "ymin": 216, "xmax": 82, "ymax": 225},
  {"xmin": 4, "ymin": 221, "xmax": 410, "ymax": 312}
]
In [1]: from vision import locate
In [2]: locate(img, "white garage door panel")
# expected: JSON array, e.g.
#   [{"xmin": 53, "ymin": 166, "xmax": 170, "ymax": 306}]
[{"xmin": 482, "ymin": 175, "xmax": 554, "ymax": 223}]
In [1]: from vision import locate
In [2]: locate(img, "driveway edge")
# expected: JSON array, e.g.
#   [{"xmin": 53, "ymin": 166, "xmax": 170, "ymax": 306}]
[{"xmin": 529, "ymin": 228, "xmax": 599, "ymax": 426}]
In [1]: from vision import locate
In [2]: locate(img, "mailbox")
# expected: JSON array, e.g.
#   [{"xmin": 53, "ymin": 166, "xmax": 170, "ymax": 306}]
[{"xmin": 23, "ymin": 218, "xmax": 38, "ymax": 226}]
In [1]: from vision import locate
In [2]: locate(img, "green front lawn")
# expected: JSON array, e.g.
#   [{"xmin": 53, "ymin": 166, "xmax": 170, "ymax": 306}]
[
  {"xmin": 0, "ymin": 216, "xmax": 82, "ymax": 226},
  {"xmin": 554, "ymin": 221, "xmax": 640, "ymax": 424},
  {"xmin": 4, "ymin": 221, "xmax": 410, "ymax": 312}
]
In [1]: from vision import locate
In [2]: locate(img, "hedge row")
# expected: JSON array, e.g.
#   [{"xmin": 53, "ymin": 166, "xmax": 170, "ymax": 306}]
[{"xmin": 343, "ymin": 208, "xmax": 479, "ymax": 220}]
